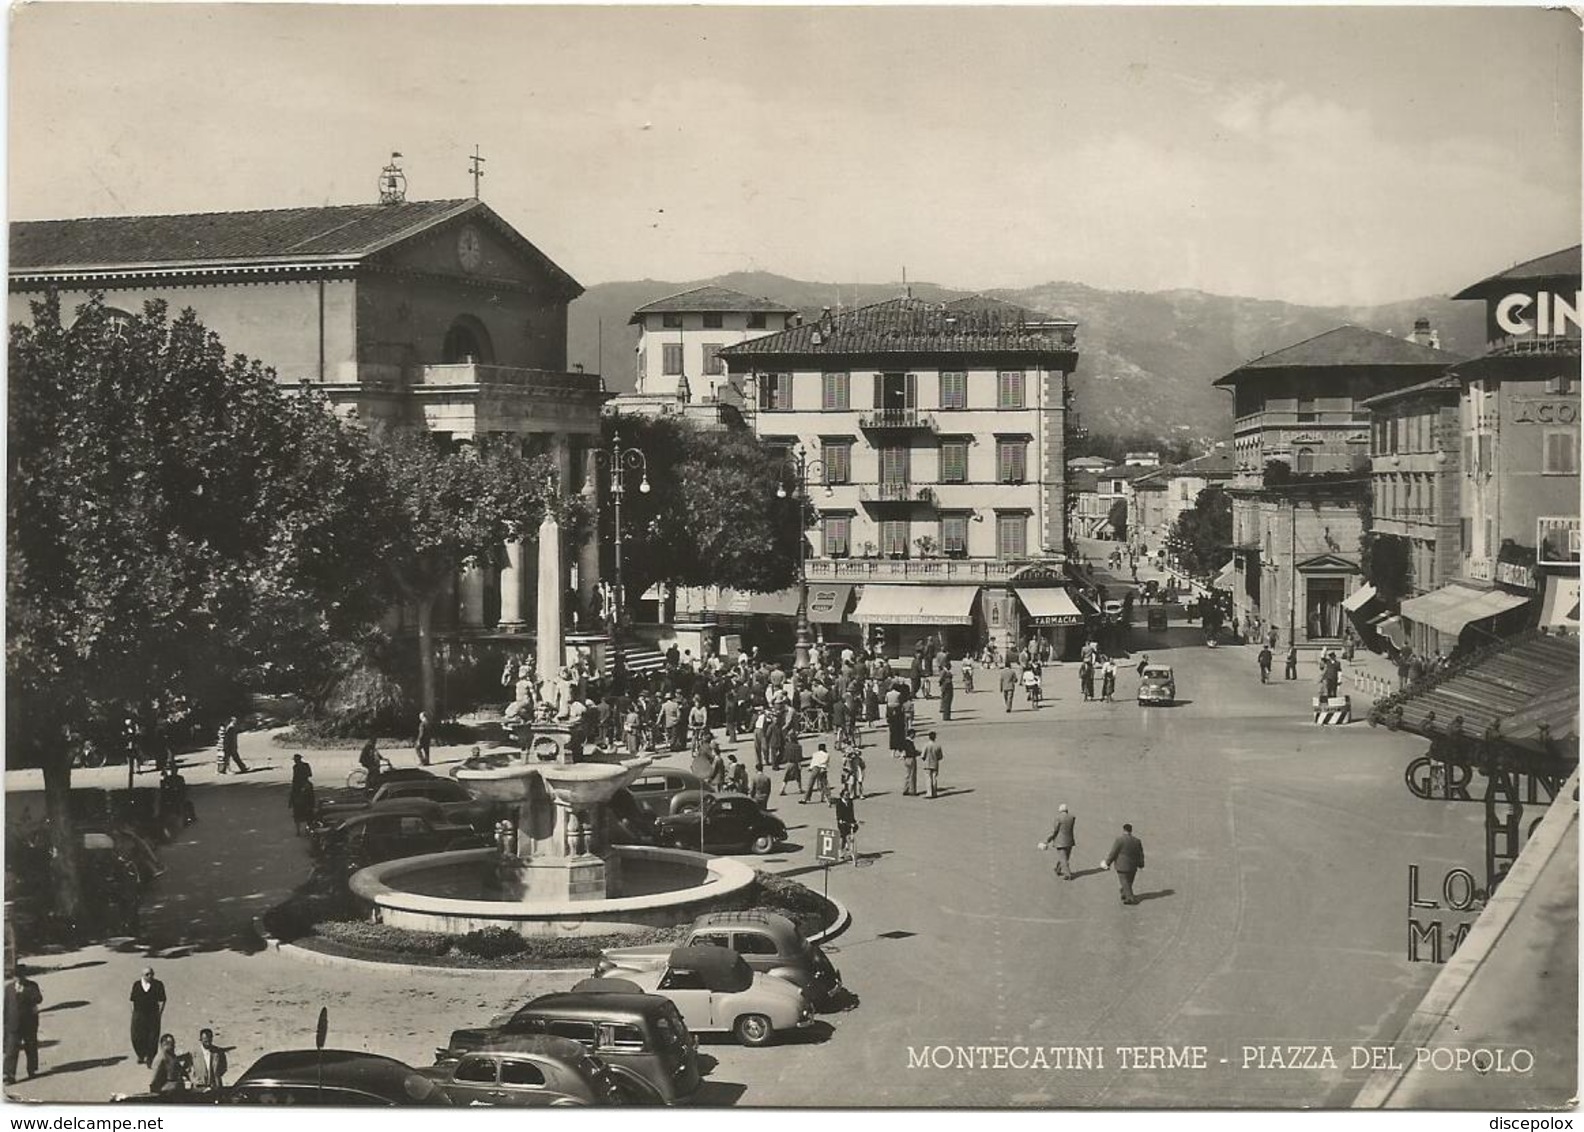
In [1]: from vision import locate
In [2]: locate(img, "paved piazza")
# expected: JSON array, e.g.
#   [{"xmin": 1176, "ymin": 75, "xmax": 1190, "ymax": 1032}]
[{"xmin": 6, "ymin": 612, "xmax": 1498, "ymax": 1109}]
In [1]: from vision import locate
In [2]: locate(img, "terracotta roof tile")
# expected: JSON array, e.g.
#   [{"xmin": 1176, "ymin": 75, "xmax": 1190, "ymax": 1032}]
[
  {"xmin": 629, "ymin": 285, "xmax": 797, "ymax": 322},
  {"xmin": 719, "ymin": 296, "xmax": 1077, "ymax": 360},
  {"xmin": 1454, "ymin": 245, "xmax": 1582, "ymax": 300},
  {"xmin": 1214, "ymin": 325, "xmax": 1462, "ymax": 386}
]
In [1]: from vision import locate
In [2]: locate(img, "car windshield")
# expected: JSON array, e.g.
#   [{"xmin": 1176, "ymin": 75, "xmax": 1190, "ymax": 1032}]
[
  {"xmin": 1143, "ymin": 668, "xmax": 1172, "ymax": 680},
  {"xmin": 654, "ymin": 1012, "xmax": 688, "ymax": 1051}
]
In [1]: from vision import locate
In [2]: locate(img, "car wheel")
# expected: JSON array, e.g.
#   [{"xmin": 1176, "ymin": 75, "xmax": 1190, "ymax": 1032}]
[
  {"xmin": 733, "ymin": 1013, "xmax": 774, "ymax": 1047},
  {"xmin": 751, "ymin": 833, "xmax": 777, "ymax": 855}
]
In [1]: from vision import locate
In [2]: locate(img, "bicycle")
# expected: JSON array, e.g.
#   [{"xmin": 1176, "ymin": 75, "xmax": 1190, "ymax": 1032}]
[
  {"xmin": 799, "ymin": 706, "xmax": 831, "ymax": 735},
  {"xmin": 346, "ymin": 754, "xmax": 393, "ymax": 790}
]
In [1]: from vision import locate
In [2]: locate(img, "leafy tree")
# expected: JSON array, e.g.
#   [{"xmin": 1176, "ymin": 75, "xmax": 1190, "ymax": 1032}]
[
  {"xmin": 1169, "ymin": 484, "xmax": 1233, "ymax": 579},
  {"xmin": 597, "ymin": 415, "xmax": 803, "ymax": 612},
  {"xmin": 8, "ymin": 294, "xmax": 390, "ymax": 925},
  {"xmin": 366, "ymin": 426, "xmax": 579, "ymax": 719},
  {"xmin": 1361, "ymin": 531, "xmax": 1412, "ymax": 604},
  {"xmin": 1106, "ymin": 498, "xmax": 1129, "ymax": 542}
]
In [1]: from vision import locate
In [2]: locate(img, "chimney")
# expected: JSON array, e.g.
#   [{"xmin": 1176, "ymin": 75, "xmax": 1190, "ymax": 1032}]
[{"xmin": 1409, "ymin": 317, "xmax": 1440, "ymax": 350}]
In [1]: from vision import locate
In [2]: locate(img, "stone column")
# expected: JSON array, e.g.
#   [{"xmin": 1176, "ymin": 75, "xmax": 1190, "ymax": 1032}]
[
  {"xmin": 459, "ymin": 559, "xmax": 487, "ymax": 628},
  {"xmin": 537, "ymin": 513, "xmax": 565, "ymax": 678},
  {"xmin": 499, "ymin": 539, "xmax": 528, "ymax": 629},
  {"xmin": 577, "ymin": 443, "xmax": 600, "ymax": 628}
]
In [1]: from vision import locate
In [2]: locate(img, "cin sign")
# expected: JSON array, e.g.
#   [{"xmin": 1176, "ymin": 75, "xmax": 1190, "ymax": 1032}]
[{"xmin": 1496, "ymin": 290, "xmax": 1583, "ymax": 337}]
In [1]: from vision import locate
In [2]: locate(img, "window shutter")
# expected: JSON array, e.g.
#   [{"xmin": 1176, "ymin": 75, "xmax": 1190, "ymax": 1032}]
[
  {"xmin": 822, "ymin": 374, "xmax": 836, "ymax": 411},
  {"xmin": 873, "ymin": 373, "xmax": 884, "ymax": 409},
  {"xmin": 905, "ymin": 372, "xmax": 918, "ymax": 409}
]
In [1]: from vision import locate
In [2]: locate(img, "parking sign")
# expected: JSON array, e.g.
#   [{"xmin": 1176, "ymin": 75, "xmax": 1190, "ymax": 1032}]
[{"xmin": 816, "ymin": 828, "xmax": 839, "ymax": 863}]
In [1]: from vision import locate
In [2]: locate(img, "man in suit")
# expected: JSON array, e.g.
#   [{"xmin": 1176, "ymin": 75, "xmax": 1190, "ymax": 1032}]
[
  {"xmin": 1103, "ymin": 822, "xmax": 1146, "ymax": 905},
  {"xmin": 1040, "ymin": 804, "xmax": 1077, "ymax": 880},
  {"xmin": 4, "ymin": 966, "xmax": 43, "ymax": 1084},
  {"xmin": 189, "ymin": 1028, "xmax": 228, "ymax": 1093},
  {"xmin": 998, "ymin": 662, "xmax": 1018, "ymax": 713}
]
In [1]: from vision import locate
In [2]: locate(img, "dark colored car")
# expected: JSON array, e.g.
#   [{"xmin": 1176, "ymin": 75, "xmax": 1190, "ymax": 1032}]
[
  {"xmin": 315, "ymin": 777, "xmax": 498, "ymax": 830},
  {"xmin": 595, "ymin": 910, "xmax": 843, "ymax": 1007},
  {"xmin": 229, "ymin": 1049, "xmax": 451, "ymax": 1106},
  {"xmin": 606, "ymin": 788, "xmax": 660, "ymax": 847},
  {"xmin": 626, "ymin": 770, "xmax": 709, "ymax": 818},
  {"xmin": 308, "ymin": 806, "xmax": 487, "ymax": 868},
  {"xmin": 443, "ymin": 991, "xmax": 700, "ymax": 1105},
  {"xmin": 419, "ymin": 1035, "xmax": 630, "ymax": 1106},
  {"xmin": 654, "ymin": 792, "xmax": 787, "ymax": 855}
]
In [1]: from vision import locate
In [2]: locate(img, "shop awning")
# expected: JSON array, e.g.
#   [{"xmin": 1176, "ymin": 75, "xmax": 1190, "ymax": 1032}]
[
  {"xmin": 851, "ymin": 584, "xmax": 979, "ymax": 626},
  {"xmin": 1541, "ymin": 576, "xmax": 1580, "ymax": 633},
  {"xmin": 805, "ymin": 583, "xmax": 854, "ymax": 625},
  {"xmin": 674, "ymin": 586, "xmax": 799, "ymax": 618},
  {"xmin": 1375, "ymin": 615, "xmax": 1408, "ymax": 650},
  {"xmin": 745, "ymin": 588, "xmax": 802, "ymax": 617},
  {"xmin": 1399, "ymin": 584, "xmax": 1531, "ymax": 636},
  {"xmin": 1342, "ymin": 583, "xmax": 1378, "ymax": 613},
  {"xmin": 1213, "ymin": 562, "xmax": 1238, "ymax": 592},
  {"xmin": 1015, "ymin": 587, "xmax": 1085, "ymax": 626}
]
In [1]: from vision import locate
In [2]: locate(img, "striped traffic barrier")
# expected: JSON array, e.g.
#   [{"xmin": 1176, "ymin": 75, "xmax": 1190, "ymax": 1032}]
[{"xmin": 1313, "ymin": 695, "xmax": 1353, "ymax": 725}]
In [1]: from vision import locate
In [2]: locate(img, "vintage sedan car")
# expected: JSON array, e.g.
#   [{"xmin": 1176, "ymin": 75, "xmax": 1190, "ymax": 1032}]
[
  {"xmin": 1137, "ymin": 664, "xmax": 1177, "ymax": 706},
  {"xmin": 308, "ymin": 806, "xmax": 487, "ymax": 868},
  {"xmin": 598, "ymin": 945, "xmax": 812, "ymax": 1047},
  {"xmin": 594, "ymin": 910, "xmax": 842, "ymax": 1007},
  {"xmin": 314, "ymin": 776, "xmax": 497, "ymax": 831},
  {"xmin": 419, "ymin": 1035, "xmax": 629, "ymax": 1106},
  {"xmin": 229, "ymin": 1049, "xmax": 451, "ymax": 1106},
  {"xmin": 442, "ymin": 991, "xmax": 700, "ymax": 1105},
  {"xmin": 653, "ymin": 793, "xmax": 786, "ymax": 855},
  {"xmin": 625, "ymin": 769, "xmax": 710, "ymax": 818}
]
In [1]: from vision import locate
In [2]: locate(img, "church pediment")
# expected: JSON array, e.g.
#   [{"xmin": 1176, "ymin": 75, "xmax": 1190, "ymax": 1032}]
[
  {"xmin": 373, "ymin": 206, "xmax": 581, "ymax": 299},
  {"xmin": 1295, "ymin": 552, "xmax": 1360, "ymax": 573}
]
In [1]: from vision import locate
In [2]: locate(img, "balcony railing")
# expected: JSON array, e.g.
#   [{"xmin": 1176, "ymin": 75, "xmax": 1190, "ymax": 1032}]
[
  {"xmin": 858, "ymin": 482, "xmax": 936, "ymax": 504},
  {"xmin": 1486, "ymin": 334, "xmax": 1581, "ymax": 357},
  {"xmin": 858, "ymin": 409, "xmax": 938, "ymax": 431},
  {"xmin": 417, "ymin": 363, "xmax": 604, "ymax": 393},
  {"xmin": 806, "ymin": 556, "xmax": 1064, "ymax": 583}
]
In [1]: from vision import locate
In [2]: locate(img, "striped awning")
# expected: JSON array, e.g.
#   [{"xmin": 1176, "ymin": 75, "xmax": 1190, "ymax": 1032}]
[
  {"xmin": 851, "ymin": 584, "xmax": 979, "ymax": 626},
  {"xmin": 1400, "ymin": 584, "xmax": 1530, "ymax": 636}
]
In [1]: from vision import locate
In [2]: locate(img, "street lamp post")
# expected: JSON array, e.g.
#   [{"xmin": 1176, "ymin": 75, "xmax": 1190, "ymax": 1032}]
[
  {"xmin": 594, "ymin": 430, "xmax": 650, "ymax": 687},
  {"xmin": 777, "ymin": 446, "xmax": 829, "ymax": 670}
]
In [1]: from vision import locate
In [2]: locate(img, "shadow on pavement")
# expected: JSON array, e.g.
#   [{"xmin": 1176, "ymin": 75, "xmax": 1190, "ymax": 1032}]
[
  {"xmin": 33, "ymin": 1055, "xmax": 128, "ymax": 1078},
  {"xmin": 1133, "ymin": 888, "xmax": 1176, "ymax": 903},
  {"xmin": 692, "ymin": 1080, "xmax": 749, "ymax": 1105},
  {"xmin": 25, "ymin": 960, "xmax": 106, "ymax": 975},
  {"xmin": 929, "ymin": 787, "xmax": 975, "ymax": 800},
  {"xmin": 38, "ymin": 1000, "xmax": 91, "ymax": 1014}
]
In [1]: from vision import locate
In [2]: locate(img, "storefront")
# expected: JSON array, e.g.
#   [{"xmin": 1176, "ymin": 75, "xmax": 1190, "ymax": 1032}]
[
  {"xmin": 849, "ymin": 583, "xmax": 980, "ymax": 658},
  {"xmin": 1014, "ymin": 586, "xmax": 1088, "ymax": 657},
  {"xmin": 1399, "ymin": 583, "xmax": 1532, "ymax": 654}
]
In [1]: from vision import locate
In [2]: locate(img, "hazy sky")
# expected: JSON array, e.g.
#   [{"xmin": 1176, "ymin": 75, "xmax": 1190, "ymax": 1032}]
[{"xmin": 8, "ymin": 5, "xmax": 1580, "ymax": 306}]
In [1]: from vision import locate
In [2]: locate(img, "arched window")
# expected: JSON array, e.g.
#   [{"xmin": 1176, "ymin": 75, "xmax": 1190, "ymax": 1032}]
[
  {"xmin": 442, "ymin": 315, "xmax": 495, "ymax": 365},
  {"xmin": 69, "ymin": 305, "xmax": 135, "ymax": 341},
  {"xmin": 1294, "ymin": 447, "xmax": 1315, "ymax": 474}
]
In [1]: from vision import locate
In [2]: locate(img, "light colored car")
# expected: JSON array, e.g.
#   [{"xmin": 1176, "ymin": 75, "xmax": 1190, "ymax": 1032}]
[
  {"xmin": 1137, "ymin": 664, "xmax": 1176, "ymax": 705},
  {"xmin": 419, "ymin": 1035, "xmax": 630, "ymax": 1106},
  {"xmin": 594, "ymin": 910, "xmax": 843, "ymax": 1007},
  {"xmin": 599, "ymin": 945, "xmax": 812, "ymax": 1046},
  {"xmin": 1103, "ymin": 599, "xmax": 1126, "ymax": 621}
]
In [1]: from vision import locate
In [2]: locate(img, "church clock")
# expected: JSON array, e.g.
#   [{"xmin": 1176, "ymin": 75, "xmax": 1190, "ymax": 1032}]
[{"xmin": 456, "ymin": 226, "xmax": 483, "ymax": 273}]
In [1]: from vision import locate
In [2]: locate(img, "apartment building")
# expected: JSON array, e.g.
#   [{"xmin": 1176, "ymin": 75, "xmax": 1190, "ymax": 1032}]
[{"xmin": 719, "ymin": 295, "xmax": 1082, "ymax": 656}]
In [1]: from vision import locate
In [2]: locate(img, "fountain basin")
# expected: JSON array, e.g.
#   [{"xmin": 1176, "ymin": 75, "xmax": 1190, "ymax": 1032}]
[{"xmin": 349, "ymin": 846, "xmax": 757, "ymax": 939}]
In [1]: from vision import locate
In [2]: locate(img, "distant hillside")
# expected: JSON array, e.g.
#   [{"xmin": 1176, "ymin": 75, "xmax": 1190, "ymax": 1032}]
[{"xmin": 568, "ymin": 272, "xmax": 1486, "ymax": 446}]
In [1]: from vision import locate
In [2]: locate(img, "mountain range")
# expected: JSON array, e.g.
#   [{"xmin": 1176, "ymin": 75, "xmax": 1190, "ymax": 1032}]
[{"xmin": 566, "ymin": 271, "xmax": 1488, "ymax": 446}]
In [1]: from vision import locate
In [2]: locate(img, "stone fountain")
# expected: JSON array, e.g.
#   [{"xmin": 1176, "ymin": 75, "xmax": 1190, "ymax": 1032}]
[{"xmin": 347, "ymin": 514, "xmax": 755, "ymax": 938}]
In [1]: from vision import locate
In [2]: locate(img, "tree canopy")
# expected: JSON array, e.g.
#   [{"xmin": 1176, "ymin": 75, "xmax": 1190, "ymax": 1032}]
[
  {"xmin": 1168, "ymin": 484, "xmax": 1233, "ymax": 579},
  {"xmin": 597, "ymin": 415, "xmax": 804, "ymax": 606}
]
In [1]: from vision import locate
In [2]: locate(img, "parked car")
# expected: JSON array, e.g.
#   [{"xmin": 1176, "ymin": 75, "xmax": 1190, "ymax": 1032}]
[
  {"xmin": 229, "ymin": 1049, "xmax": 451, "ymax": 1105},
  {"xmin": 308, "ymin": 807, "xmax": 487, "ymax": 868},
  {"xmin": 314, "ymin": 777, "xmax": 498, "ymax": 830},
  {"xmin": 1103, "ymin": 598, "xmax": 1127, "ymax": 622},
  {"xmin": 606, "ymin": 788, "xmax": 660, "ymax": 847},
  {"xmin": 626, "ymin": 770, "xmax": 709, "ymax": 818},
  {"xmin": 1137, "ymin": 665, "xmax": 1177, "ymax": 706},
  {"xmin": 594, "ymin": 910, "xmax": 842, "ymax": 1007},
  {"xmin": 419, "ymin": 1035, "xmax": 630, "ymax": 1106},
  {"xmin": 442, "ymin": 990, "xmax": 700, "ymax": 1105},
  {"xmin": 598, "ymin": 945, "xmax": 812, "ymax": 1047},
  {"xmin": 653, "ymin": 793, "xmax": 787, "ymax": 855}
]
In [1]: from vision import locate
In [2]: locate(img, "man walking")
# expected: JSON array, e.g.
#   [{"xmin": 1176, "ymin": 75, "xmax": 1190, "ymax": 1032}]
[
  {"xmin": 190, "ymin": 1027, "xmax": 228, "ymax": 1093},
  {"xmin": 802, "ymin": 743, "xmax": 832, "ymax": 805},
  {"xmin": 938, "ymin": 668, "xmax": 954, "ymax": 721},
  {"xmin": 920, "ymin": 731, "xmax": 944, "ymax": 798},
  {"xmin": 1039, "ymin": 804, "xmax": 1077, "ymax": 880},
  {"xmin": 414, "ymin": 711, "xmax": 432, "ymax": 767},
  {"xmin": 1102, "ymin": 823, "xmax": 1146, "ymax": 905},
  {"xmin": 1257, "ymin": 644, "xmax": 1273, "ymax": 684},
  {"xmin": 216, "ymin": 717, "xmax": 247, "ymax": 775},
  {"xmin": 4, "ymin": 966, "xmax": 43, "ymax": 1085},
  {"xmin": 832, "ymin": 786, "xmax": 859, "ymax": 862},
  {"xmin": 129, "ymin": 966, "xmax": 167, "ymax": 1067},
  {"xmin": 1284, "ymin": 644, "xmax": 1299, "ymax": 681},
  {"xmin": 998, "ymin": 661, "xmax": 1018, "ymax": 713}
]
